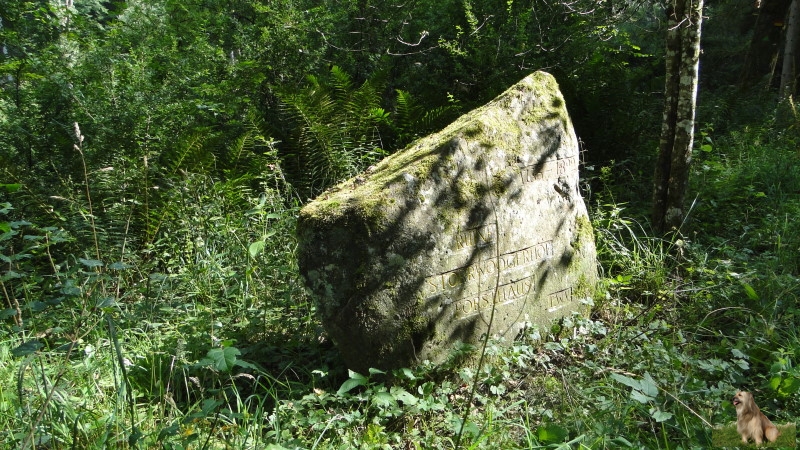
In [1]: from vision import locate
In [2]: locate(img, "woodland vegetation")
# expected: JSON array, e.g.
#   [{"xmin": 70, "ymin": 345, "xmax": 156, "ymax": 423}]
[{"xmin": 1, "ymin": 0, "xmax": 799, "ymax": 448}]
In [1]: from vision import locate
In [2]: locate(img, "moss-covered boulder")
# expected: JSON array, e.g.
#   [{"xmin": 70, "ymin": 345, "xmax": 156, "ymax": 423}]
[{"xmin": 297, "ymin": 71, "xmax": 597, "ymax": 372}]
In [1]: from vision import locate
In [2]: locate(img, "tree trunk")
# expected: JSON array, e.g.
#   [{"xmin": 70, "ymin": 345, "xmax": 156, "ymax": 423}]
[
  {"xmin": 652, "ymin": 0, "xmax": 704, "ymax": 234},
  {"xmin": 780, "ymin": 0, "xmax": 800, "ymax": 98},
  {"xmin": 741, "ymin": 0, "xmax": 791, "ymax": 87}
]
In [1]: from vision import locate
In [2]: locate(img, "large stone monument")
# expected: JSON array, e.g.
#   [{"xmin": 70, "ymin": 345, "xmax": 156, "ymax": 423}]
[{"xmin": 297, "ymin": 71, "xmax": 597, "ymax": 373}]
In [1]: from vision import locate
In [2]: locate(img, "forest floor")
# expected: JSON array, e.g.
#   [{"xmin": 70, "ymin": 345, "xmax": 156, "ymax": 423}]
[{"xmin": 2, "ymin": 123, "xmax": 799, "ymax": 449}]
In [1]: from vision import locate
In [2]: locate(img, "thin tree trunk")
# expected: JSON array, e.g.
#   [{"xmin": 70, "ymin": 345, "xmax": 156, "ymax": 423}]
[
  {"xmin": 652, "ymin": 0, "xmax": 683, "ymax": 233},
  {"xmin": 652, "ymin": 0, "xmax": 704, "ymax": 234},
  {"xmin": 780, "ymin": 0, "xmax": 800, "ymax": 99}
]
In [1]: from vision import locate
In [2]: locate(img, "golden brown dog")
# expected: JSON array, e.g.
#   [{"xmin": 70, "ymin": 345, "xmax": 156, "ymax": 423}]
[{"xmin": 732, "ymin": 391, "xmax": 780, "ymax": 445}]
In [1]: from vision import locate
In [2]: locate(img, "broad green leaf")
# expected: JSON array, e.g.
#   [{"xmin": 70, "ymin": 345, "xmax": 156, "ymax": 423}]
[
  {"xmin": 397, "ymin": 367, "xmax": 417, "ymax": 380},
  {"xmin": 631, "ymin": 389, "xmax": 653, "ymax": 404},
  {"xmin": 610, "ymin": 373, "xmax": 639, "ymax": 390},
  {"xmin": 780, "ymin": 376, "xmax": 800, "ymax": 395},
  {"xmin": 640, "ymin": 373, "xmax": 659, "ymax": 398},
  {"xmin": 773, "ymin": 375, "xmax": 800, "ymax": 397},
  {"xmin": 390, "ymin": 386, "xmax": 418, "ymax": 405},
  {"xmin": 610, "ymin": 437, "xmax": 635, "ymax": 446},
  {"xmin": 742, "ymin": 283, "xmax": 759, "ymax": 300},
  {"xmin": 734, "ymin": 359, "xmax": 750, "ymax": 370},
  {"xmin": 371, "ymin": 391, "xmax": 397, "ymax": 408},
  {"xmin": 12, "ymin": 340, "xmax": 43, "ymax": 357},
  {"xmin": 234, "ymin": 359, "xmax": 258, "ymax": 370},
  {"xmin": 0, "ymin": 184, "xmax": 21, "ymax": 193},
  {"xmin": 337, "ymin": 370, "xmax": 368, "ymax": 395},
  {"xmin": 2, "ymin": 271, "xmax": 22, "ymax": 281},
  {"xmin": 451, "ymin": 417, "xmax": 480, "ymax": 438},
  {"xmin": 537, "ymin": 424, "xmax": 568, "ymax": 444},
  {"xmin": 650, "ymin": 409, "xmax": 673, "ymax": 422},
  {"xmin": 28, "ymin": 301, "xmax": 47, "ymax": 312},
  {"xmin": 200, "ymin": 398, "xmax": 222, "ymax": 417},
  {"xmin": 206, "ymin": 347, "xmax": 241, "ymax": 373},
  {"xmin": 770, "ymin": 375, "xmax": 782, "ymax": 391},
  {"xmin": 79, "ymin": 258, "xmax": 104, "ymax": 268},
  {"xmin": 95, "ymin": 297, "xmax": 117, "ymax": 309},
  {"xmin": 337, "ymin": 378, "xmax": 365, "ymax": 395},
  {"xmin": 248, "ymin": 241, "xmax": 265, "ymax": 258}
]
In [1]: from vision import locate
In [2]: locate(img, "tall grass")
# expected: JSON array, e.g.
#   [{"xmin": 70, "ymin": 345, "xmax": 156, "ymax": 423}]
[{"xmin": 1, "ymin": 119, "xmax": 798, "ymax": 448}]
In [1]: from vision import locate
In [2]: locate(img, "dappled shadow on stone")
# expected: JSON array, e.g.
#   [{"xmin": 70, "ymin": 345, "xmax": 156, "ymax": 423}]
[{"xmin": 297, "ymin": 71, "xmax": 598, "ymax": 373}]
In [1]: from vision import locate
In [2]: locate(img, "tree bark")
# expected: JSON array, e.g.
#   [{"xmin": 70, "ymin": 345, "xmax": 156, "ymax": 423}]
[
  {"xmin": 780, "ymin": 0, "xmax": 800, "ymax": 98},
  {"xmin": 652, "ymin": 0, "xmax": 704, "ymax": 234}
]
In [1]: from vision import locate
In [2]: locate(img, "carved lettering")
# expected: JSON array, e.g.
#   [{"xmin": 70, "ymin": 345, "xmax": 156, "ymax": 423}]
[
  {"xmin": 455, "ymin": 276, "xmax": 535, "ymax": 317},
  {"xmin": 453, "ymin": 225, "xmax": 495, "ymax": 251},
  {"xmin": 519, "ymin": 156, "xmax": 577, "ymax": 184},
  {"xmin": 421, "ymin": 240, "xmax": 554, "ymax": 298},
  {"xmin": 547, "ymin": 287, "xmax": 573, "ymax": 308}
]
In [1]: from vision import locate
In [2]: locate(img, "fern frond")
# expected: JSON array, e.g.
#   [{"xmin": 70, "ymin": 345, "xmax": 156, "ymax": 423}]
[{"xmin": 276, "ymin": 66, "xmax": 391, "ymax": 199}]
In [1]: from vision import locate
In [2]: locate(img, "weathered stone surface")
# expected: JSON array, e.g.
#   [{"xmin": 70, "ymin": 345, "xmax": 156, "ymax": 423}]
[{"xmin": 297, "ymin": 71, "xmax": 598, "ymax": 373}]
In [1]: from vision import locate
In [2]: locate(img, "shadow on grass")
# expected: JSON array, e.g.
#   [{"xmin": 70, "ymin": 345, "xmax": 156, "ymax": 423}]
[{"xmin": 712, "ymin": 422, "xmax": 797, "ymax": 449}]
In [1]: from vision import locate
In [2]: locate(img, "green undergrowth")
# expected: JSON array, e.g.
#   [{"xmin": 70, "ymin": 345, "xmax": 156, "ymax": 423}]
[{"xmin": 2, "ymin": 119, "xmax": 800, "ymax": 448}]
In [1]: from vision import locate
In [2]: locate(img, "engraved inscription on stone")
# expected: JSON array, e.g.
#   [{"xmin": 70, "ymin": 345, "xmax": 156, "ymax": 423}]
[
  {"xmin": 547, "ymin": 287, "xmax": 573, "ymax": 311},
  {"xmin": 455, "ymin": 275, "xmax": 535, "ymax": 317},
  {"xmin": 519, "ymin": 156, "xmax": 578, "ymax": 183},
  {"xmin": 422, "ymin": 240, "xmax": 554, "ymax": 302},
  {"xmin": 452, "ymin": 225, "xmax": 495, "ymax": 251}
]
